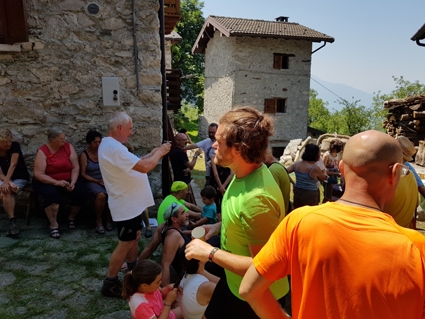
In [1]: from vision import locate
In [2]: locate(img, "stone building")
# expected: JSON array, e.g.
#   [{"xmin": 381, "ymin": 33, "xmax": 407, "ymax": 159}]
[
  {"xmin": 0, "ymin": 0, "xmax": 181, "ymax": 201},
  {"xmin": 193, "ymin": 16, "xmax": 334, "ymax": 154}
]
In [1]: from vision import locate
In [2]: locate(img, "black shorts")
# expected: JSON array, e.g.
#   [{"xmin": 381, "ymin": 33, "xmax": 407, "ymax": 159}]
[
  {"xmin": 115, "ymin": 214, "xmax": 142, "ymax": 242},
  {"xmin": 205, "ymin": 276, "xmax": 286, "ymax": 319}
]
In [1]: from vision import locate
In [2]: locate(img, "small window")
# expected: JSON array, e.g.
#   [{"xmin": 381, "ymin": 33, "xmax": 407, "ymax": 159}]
[
  {"xmin": 264, "ymin": 99, "xmax": 276, "ymax": 114},
  {"xmin": 264, "ymin": 98, "xmax": 287, "ymax": 114},
  {"xmin": 273, "ymin": 53, "xmax": 295, "ymax": 69},
  {"xmin": 276, "ymin": 98, "xmax": 286, "ymax": 113},
  {"xmin": 0, "ymin": 0, "xmax": 28, "ymax": 44}
]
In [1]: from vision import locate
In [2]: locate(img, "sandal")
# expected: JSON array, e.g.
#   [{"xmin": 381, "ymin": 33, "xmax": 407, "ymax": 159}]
[
  {"xmin": 50, "ymin": 228, "xmax": 60, "ymax": 239},
  {"xmin": 95, "ymin": 226, "xmax": 105, "ymax": 234},
  {"xmin": 105, "ymin": 223, "xmax": 114, "ymax": 231},
  {"xmin": 68, "ymin": 220, "xmax": 77, "ymax": 230}
]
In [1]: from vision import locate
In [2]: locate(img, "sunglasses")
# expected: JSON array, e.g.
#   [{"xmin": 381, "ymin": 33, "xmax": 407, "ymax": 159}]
[
  {"xmin": 170, "ymin": 202, "xmax": 180, "ymax": 217},
  {"xmin": 389, "ymin": 163, "xmax": 410, "ymax": 176}
]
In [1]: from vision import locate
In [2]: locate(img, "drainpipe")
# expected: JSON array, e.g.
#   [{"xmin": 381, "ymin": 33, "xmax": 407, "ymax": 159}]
[
  {"xmin": 416, "ymin": 39, "xmax": 425, "ymax": 47},
  {"xmin": 132, "ymin": 0, "xmax": 140, "ymax": 91},
  {"xmin": 159, "ymin": 0, "xmax": 170, "ymax": 197},
  {"xmin": 312, "ymin": 41, "xmax": 327, "ymax": 54}
]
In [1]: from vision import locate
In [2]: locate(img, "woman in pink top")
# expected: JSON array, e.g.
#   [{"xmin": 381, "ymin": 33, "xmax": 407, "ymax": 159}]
[
  {"xmin": 122, "ymin": 260, "xmax": 182, "ymax": 319},
  {"xmin": 33, "ymin": 127, "xmax": 86, "ymax": 239}
]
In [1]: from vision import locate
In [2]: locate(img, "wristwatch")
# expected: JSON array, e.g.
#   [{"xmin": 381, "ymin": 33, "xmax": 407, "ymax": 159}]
[{"xmin": 193, "ymin": 155, "xmax": 198, "ymax": 159}]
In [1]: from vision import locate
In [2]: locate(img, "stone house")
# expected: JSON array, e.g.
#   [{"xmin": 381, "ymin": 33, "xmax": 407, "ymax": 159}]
[
  {"xmin": 193, "ymin": 16, "xmax": 334, "ymax": 155},
  {"xmin": 0, "ymin": 0, "xmax": 181, "ymax": 202}
]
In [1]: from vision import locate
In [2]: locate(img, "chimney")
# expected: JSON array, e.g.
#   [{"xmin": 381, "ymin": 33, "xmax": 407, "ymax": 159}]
[{"xmin": 275, "ymin": 16, "xmax": 289, "ymax": 22}]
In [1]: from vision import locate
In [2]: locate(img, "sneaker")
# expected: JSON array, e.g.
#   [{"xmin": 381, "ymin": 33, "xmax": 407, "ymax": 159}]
[
  {"xmin": 101, "ymin": 278, "xmax": 122, "ymax": 298},
  {"xmin": 6, "ymin": 219, "xmax": 20, "ymax": 236}
]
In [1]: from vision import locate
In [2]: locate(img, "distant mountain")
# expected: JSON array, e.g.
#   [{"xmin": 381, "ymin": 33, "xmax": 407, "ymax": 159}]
[{"xmin": 310, "ymin": 76, "xmax": 374, "ymax": 112}]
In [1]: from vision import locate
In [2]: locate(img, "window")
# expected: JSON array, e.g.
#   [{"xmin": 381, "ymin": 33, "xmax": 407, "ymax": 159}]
[
  {"xmin": 273, "ymin": 53, "xmax": 295, "ymax": 69},
  {"xmin": 264, "ymin": 98, "xmax": 287, "ymax": 114},
  {"xmin": 0, "ymin": 0, "xmax": 28, "ymax": 44}
]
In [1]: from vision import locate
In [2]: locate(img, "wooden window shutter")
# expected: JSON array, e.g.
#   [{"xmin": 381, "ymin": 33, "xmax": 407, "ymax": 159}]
[
  {"xmin": 0, "ymin": 0, "xmax": 28, "ymax": 44},
  {"xmin": 273, "ymin": 54, "xmax": 282, "ymax": 69},
  {"xmin": 264, "ymin": 99, "xmax": 276, "ymax": 114}
]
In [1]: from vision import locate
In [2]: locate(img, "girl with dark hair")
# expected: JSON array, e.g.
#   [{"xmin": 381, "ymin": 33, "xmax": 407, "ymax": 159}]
[
  {"xmin": 287, "ymin": 144, "xmax": 327, "ymax": 208},
  {"xmin": 122, "ymin": 260, "xmax": 182, "ymax": 319}
]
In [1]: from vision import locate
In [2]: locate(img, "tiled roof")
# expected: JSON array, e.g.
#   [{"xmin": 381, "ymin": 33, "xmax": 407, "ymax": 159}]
[{"xmin": 193, "ymin": 16, "xmax": 335, "ymax": 53}]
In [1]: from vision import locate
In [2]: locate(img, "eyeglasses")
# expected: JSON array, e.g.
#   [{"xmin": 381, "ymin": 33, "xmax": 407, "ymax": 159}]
[
  {"xmin": 208, "ymin": 131, "xmax": 216, "ymax": 135},
  {"xmin": 389, "ymin": 163, "xmax": 410, "ymax": 176}
]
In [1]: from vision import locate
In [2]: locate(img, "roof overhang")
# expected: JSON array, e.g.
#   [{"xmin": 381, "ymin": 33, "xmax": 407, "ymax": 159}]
[{"xmin": 411, "ymin": 23, "xmax": 425, "ymax": 47}]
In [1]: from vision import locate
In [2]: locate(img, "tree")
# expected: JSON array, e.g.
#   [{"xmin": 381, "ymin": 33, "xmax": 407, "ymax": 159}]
[
  {"xmin": 171, "ymin": 0, "xmax": 205, "ymax": 111},
  {"xmin": 337, "ymin": 99, "xmax": 373, "ymax": 136},
  {"xmin": 308, "ymin": 90, "xmax": 373, "ymax": 136},
  {"xmin": 308, "ymin": 89, "xmax": 332, "ymax": 132}
]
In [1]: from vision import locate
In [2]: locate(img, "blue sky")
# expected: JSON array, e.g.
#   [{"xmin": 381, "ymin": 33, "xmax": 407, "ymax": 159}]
[{"xmin": 201, "ymin": 0, "xmax": 425, "ymax": 97}]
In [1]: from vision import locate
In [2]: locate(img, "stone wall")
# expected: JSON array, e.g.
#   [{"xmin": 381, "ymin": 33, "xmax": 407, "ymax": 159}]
[
  {"xmin": 0, "ymin": 0, "xmax": 165, "ymax": 200},
  {"xmin": 202, "ymin": 33, "xmax": 312, "ymax": 145}
]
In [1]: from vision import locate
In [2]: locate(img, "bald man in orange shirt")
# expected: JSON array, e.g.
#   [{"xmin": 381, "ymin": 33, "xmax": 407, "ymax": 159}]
[{"xmin": 240, "ymin": 130, "xmax": 425, "ymax": 319}]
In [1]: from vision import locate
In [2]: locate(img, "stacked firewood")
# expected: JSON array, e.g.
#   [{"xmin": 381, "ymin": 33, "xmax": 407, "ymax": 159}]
[{"xmin": 383, "ymin": 95, "xmax": 425, "ymax": 147}]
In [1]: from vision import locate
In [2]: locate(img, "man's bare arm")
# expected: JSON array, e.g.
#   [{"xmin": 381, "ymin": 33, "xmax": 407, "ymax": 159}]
[
  {"xmin": 133, "ymin": 143, "xmax": 170, "ymax": 173},
  {"xmin": 240, "ymin": 264, "xmax": 290, "ymax": 319}
]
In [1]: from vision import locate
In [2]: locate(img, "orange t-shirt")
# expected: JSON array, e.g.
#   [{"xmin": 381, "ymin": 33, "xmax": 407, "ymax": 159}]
[{"xmin": 254, "ymin": 202, "xmax": 425, "ymax": 319}]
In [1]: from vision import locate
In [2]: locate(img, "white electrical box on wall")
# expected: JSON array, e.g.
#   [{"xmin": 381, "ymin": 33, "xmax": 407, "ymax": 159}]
[{"xmin": 102, "ymin": 77, "xmax": 120, "ymax": 107}]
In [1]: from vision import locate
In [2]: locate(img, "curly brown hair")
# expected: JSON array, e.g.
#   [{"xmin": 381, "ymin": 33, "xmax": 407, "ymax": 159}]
[{"xmin": 219, "ymin": 106, "xmax": 274, "ymax": 164}]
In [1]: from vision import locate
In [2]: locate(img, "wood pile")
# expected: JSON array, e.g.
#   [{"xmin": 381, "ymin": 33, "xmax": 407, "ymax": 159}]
[{"xmin": 383, "ymin": 94, "xmax": 425, "ymax": 146}]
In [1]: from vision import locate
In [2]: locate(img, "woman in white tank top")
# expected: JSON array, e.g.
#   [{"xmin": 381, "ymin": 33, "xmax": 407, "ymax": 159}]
[{"xmin": 178, "ymin": 259, "xmax": 219, "ymax": 319}]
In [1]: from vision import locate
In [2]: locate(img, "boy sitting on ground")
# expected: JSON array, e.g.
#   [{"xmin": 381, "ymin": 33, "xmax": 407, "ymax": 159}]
[{"xmin": 189, "ymin": 186, "xmax": 218, "ymax": 229}]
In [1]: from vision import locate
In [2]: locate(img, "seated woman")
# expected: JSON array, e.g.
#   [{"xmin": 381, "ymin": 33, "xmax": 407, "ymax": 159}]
[
  {"xmin": 33, "ymin": 127, "xmax": 86, "ymax": 239},
  {"xmin": 80, "ymin": 130, "xmax": 113, "ymax": 234},
  {"xmin": 178, "ymin": 258, "xmax": 219, "ymax": 319},
  {"xmin": 0, "ymin": 128, "xmax": 30, "ymax": 236},
  {"xmin": 287, "ymin": 144, "xmax": 327, "ymax": 208}
]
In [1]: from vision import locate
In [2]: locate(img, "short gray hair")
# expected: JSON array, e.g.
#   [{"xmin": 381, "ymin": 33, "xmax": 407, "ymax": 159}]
[
  {"xmin": 0, "ymin": 128, "xmax": 12, "ymax": 142},
  {"xmin": 47, "ymin": 127, "xmax": 64, "ymax": 141},
  {"xmin": 108, "ymin": 112, "xmax": 132, "ymax": 131}
]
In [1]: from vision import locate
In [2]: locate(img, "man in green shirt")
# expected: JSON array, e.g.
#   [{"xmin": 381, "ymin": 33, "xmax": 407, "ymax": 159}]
[
  {"xmin": 156, "ymin": 181, "xmax": 201, "ymax": 224},
  {"xmin": 185, "ymin": 106, "xmax": 290, "ymax": 318},
  {"xmin": 138, "ymin": 181, "xmax": 201, "ymax": 261}
]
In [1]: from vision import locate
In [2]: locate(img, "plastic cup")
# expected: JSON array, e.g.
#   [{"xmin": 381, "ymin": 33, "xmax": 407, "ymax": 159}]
[{"xmin": 191, "ymin": 227, "xmax": 206, "ymax": 241}]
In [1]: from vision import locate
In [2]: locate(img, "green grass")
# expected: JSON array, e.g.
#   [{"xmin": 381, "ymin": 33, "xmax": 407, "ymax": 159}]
[
  {"xmin": 0, "ymin": 230, "xmax": 131, "ymax": 319},
  {"xmin": 192, "ymin": 156, "xmax": 207, "ymax": 190}
]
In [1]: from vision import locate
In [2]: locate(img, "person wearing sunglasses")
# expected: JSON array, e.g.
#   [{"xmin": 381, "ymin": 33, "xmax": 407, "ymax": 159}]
[
  {"xmin": 160, "ymin": 202, "xmax": 190, "ymax": 287},
  {"xmin": 240, "ymin": 130, "xmax": 425, "ymax": 319}
]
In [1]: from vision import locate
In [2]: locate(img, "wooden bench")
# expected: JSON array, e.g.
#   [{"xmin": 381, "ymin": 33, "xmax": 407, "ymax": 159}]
[{"xmin": 20, "ymin": 184, "xmax": 39, "ymax": 226}]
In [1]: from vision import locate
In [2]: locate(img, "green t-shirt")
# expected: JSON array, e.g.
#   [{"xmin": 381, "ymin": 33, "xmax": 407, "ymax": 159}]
[
  {"xmin": 157, "ymin": 194, "xmax": 188, "ymax": 225},
  {"xmin": 221, "ymin": 164, "xmax": 289, "ymax": 300},
  {"xmin": 268, "ymin": 162, "xmax": 291, "ymax": 214}
]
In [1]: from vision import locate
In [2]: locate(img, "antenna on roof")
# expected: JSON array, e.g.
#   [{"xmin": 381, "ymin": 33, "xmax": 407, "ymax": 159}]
[{"xmin": 275, "ymin": 16, "xmax": 289, "ymax": 22}]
